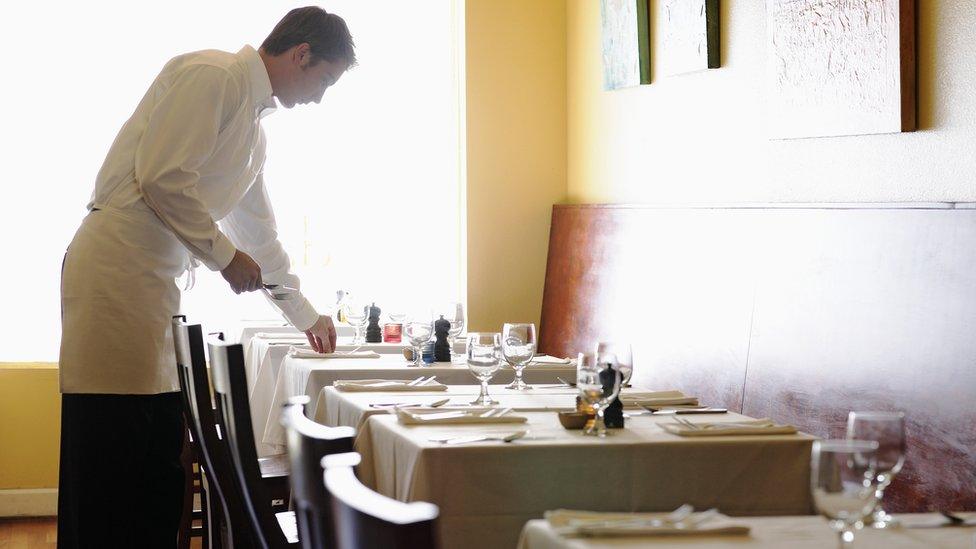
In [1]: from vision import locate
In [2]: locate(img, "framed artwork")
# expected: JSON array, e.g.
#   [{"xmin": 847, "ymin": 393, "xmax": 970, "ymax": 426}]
[
  {"xmin": 660, "ymin": 0, "xmax": 720, "ymax": 76},
  {"xmin": 766, "ymin": 0, "xmax": 916, "ymax": 139},
  {"xmin": 600, "ymin": 0, "xmax": 651, "ymax": 90}
]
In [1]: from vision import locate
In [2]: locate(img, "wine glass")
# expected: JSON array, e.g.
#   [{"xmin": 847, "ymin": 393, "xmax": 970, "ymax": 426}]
[
  {"xmin": 595, "ymin": 342, "xmax": 633, "ymax": 386},
  {"xmin": 466, "ymin": 332, "xmax": 502, "ymax": 405},
  {"xmin": 404, "ymin": 318, "xmax": 434, "ymax": 367},
  {"xmin": 577, "ymin": 352, "xmax": 622, "ymax": 437},
  {"xmin": 502, "ymin": 323, "xmax": 536, "ymax": 390},
  {"xmin": 846, "ymin": 411, "xmax": 906, "ymax": 529},
  {"xmin": 342, "ymin": 300, "xmax": 369, "ymax": 345},
  {"xmin": 811, "ymin": 439, "xmax": 881, "ymax": 548}
]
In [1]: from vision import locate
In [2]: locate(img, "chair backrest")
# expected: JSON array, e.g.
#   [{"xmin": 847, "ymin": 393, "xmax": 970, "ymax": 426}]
[
  {"xmin": 322, "ymin": 452, "xmax": 439, "ymax": 549},
  {"xmin": 280, "ymin": 397, "xmax": 356, "ymax": 549},
  {"xmin": 172, "ymin": 316, "xmax": 256, "ymax": 549},
  {"xmin": 208, "ymin": 337, "xmax": 292, "ymax": 549}
]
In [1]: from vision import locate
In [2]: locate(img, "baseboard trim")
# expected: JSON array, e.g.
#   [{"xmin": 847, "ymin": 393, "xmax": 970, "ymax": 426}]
[{"xmin": 0, "ymin": 488, "xmax": 58, "ymax": 517}]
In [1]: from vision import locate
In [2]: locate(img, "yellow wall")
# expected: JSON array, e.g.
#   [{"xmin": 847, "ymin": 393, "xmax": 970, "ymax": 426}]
[
  {"xmin": 0, "ymin": 364, "xmax": 60, "ymax": 489},
  {"xmin": 568, "ymin": 1, "xmax": 975, "ymax": 203},
  {"xmin": 465, "ymin": 0, "xmax": 568, "ymax": 331}
]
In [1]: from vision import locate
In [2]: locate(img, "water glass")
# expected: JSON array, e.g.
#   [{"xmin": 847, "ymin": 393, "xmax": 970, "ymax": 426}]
[
  {"xmin": 404, "ymin": 319, "xmax": 434, "ymax": 367},
  {"xmin": 466, "ymin": 332, "xmax": 502, "ymax": 405},
  {"xmin": 846, "ymin": 411, "xmax": 906, "ymax": 528},
  {"xmin": 595, "ymin": 341, "xmax": 633, "ymax": 386},
  {"xmin": 811, "ymin": 439, "xmax": 881, "ymax": 548},
  {"xmin": 577, "ymin": 352, "xmax": 621, "ymax": 437},
  {"xmin": 342, "ymin": 301, "xmax": 369, "ymax": 345},
  {"xmin": 502, "ymin": 323, "xmax": 536, "ymax": 390}
]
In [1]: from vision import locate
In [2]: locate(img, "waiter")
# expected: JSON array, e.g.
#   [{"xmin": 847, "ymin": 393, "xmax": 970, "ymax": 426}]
[{"xmin": 57, "ymin": 7, "xmax": 355, "ymax": 547}]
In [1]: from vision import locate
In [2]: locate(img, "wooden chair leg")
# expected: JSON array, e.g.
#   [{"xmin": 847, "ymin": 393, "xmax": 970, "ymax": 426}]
[{"xmin": 178, "ymin": 427, "xmax": 194, "ymax": 549}]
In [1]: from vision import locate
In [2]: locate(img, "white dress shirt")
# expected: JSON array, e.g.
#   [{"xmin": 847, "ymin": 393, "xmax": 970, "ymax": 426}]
[{"xmin": 90, "ymin": 45, "xmax": 319, "ymax": 330}]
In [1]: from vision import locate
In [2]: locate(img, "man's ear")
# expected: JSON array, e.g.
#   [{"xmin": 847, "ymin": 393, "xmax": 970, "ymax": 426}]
[{"xmin": 293, "ymin": 43, "xmax": 312, "ymax": 69}]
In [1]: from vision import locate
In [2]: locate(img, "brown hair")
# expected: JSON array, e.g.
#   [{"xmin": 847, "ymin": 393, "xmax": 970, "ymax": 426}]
[{"xmin": 261, "ymin": 6, "xmax": 356, "ymax": 67}]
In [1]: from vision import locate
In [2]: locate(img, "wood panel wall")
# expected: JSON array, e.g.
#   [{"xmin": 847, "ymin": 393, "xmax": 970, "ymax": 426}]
[{"xmin": 539, "ymin": 204, "xmax": 976, "ymax": 513}]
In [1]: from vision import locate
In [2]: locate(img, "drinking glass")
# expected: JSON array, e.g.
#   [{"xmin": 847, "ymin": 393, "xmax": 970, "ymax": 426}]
[
  {"xmin": 436, "ymin": 302, "xmax": 465, "ymax": 363},
  {"xmin": 502, "ymin": 323, "xmax": 537, "ymax": 390},
  {"xmin": 595, "ymin": 342, "xmax": 633, "ymax": 386},
  {"xmin": 404, "ymin": 318, "xmax": 434, "ymax": 367},
  {"xmin": 577, "ymin": 352, "xmax": 621, "ymax": 437},
  {"xmin": 466, "ymin": 332, "xmax": 502, "ymax": 405},
  {"xmin": 811, "ymin": 439, "xmax": 881, "ymax": 548},
  {"xmin": 846, "ymin": 411, "xmax": 906, "ymax": 528},
  {"xmin": 342, "ymin": 301, "xmax": 369, "ymax": 345}
]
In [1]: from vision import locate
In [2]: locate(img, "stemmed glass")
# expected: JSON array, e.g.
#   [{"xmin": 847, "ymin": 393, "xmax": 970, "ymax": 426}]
[
  {"xmin": 577, "ymin": 352, "xmax": 622, "ymax": 437},
  {"xmin": 595, "ymin": 342, "xmax": 633, "ymax": 386},
  {"xmin": 466, "ymin": 332, "xmax": 502, "ymax": 405},
  {"xmin": 502, "ymin": 323, "xmax": 537, "ymax": 391},
  {"xmin": 404, "ymin": 317, "xmax": 434, "ymax": 367},
  {"xmin": 342, "ymin": 300, "xmax": 369, "ymax": 345},
  {"xmin": 811, "ymin": 439, "xmax": 881, "ymax": 548},
  {"xmin": 846, "ymin": 411, "xmax": 906, "ymax": 528}
]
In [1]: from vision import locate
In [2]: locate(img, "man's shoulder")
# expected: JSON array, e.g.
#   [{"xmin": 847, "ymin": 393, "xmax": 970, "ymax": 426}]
[{"xmin": 159, "ymin": 49, "xmax": 248, "ymax": 85}]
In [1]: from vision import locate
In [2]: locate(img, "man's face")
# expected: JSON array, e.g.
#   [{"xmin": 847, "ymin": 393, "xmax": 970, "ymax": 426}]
[{"xmin": 278, "ymin": 50, "xmax": 348, "ymax": 109}]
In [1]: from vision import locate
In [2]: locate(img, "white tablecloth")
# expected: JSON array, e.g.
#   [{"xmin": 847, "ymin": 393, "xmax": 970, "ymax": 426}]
[
  {"xmin": 354, "ymin": 411, "xmax": 816, "ymax": 549},
  {"xmin": 518, "ymin": 514, "xmax": 976, "ymax": 549},
  {"xmin": 242, "ymin": 334, "xmax": 408, "ymax": 456},
  {"xmin": 259, "ymin": 356, "xmax": 578, "ymax": 454},
  {"xmin": 237, "ymin": 320, "xmax": 355, "ymax": 351}
]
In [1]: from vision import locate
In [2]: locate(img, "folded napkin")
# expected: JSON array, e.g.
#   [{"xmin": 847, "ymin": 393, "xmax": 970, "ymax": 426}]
[
  {"xmin": 660, "ymin": 418, "xmax": 797, "ymax": 437},
  {"xmin": 620, "ymin": 390, "xmax": 700, "ymax": 408},
  {"xmin": 333, "ymin": 379, "xmax": 448, "ymax": 392},
  {"xmin": 288, "ymin": 346, "xmax": 380, "ymax": 359},
  {"xmin": 546, "ymin": 509, "xmax": 750, "ymax": 537},
  {"xmin": 396, "ymin": 407, "xmax": 527, "ymax": 425},
  {"xmin": 254, "ymin": 332, "xmax": 306, "ymax": 340},
  {"xmin": 527, "ymin": 355, "xmax": 575, "ymax": 365}
]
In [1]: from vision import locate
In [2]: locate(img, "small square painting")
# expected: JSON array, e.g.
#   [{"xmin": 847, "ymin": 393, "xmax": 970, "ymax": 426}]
[
  {"xmin": 601, "ymin": 0, "xmax": 651, "ymax": 90},
  {"xmin": 660, "ymin": 0, "xmax": 719, "ymax": 76}
]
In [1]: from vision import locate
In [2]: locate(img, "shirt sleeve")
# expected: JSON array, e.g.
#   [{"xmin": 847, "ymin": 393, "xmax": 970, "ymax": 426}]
[
  {"xmin": 135, "ymin": 63, "xmax": 240, "ymax": 271},
  {"xmin": 221, "ymin": 172, "xmax": 320, "ymax": 331}
]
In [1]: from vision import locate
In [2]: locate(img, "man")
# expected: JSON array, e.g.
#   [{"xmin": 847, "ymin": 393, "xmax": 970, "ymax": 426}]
[{"xmin": 57, "ymin": 7, "xmax": 354, "ymax": 547}]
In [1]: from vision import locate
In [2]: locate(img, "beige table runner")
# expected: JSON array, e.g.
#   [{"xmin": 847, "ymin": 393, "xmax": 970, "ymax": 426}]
[{"xmin": 355, "ymin": 411, "xmax": 816, "ymax": 549}]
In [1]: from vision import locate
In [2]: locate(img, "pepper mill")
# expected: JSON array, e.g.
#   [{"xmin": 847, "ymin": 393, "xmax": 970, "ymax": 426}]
[
  {"xmin": 433, "ymin": 315, "xmax": 452, "ymax": 362},
  {"xmin": 600, "ymin": 363, "xmax": 625, "ymax": 428},
  {"xmin": 365, "ymin": 303, "xmax": 383, "ymax": 343}
]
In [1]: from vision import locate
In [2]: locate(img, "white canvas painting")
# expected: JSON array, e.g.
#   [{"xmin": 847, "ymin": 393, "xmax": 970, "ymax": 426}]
[
  {"xmin": 601, "ymin": 0, "xmax": 649, "ymax": 90},
  {"xmin": 660, "ymin": 0, "xmax": 718, "ymax": 76},
  {"xmin": 766, "ymin": 0, "xmax": 915, "ymax": 139}
]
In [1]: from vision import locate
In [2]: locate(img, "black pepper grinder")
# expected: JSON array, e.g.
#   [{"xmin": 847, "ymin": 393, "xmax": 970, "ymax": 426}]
[
  {"xmin": 365, "ymin": 303, "xmax": 383, "ymax": 343},
  {"xmin": 600, "ymin": 363, "xmax": 625, "ymax": 428},
  {"xmin": 433, "ymin": 315, "xmax": 451, "ymax": 362}
]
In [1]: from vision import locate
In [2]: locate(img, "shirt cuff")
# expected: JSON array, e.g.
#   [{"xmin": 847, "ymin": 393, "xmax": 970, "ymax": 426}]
[
  {"xmin": 283, "ymin": 297, "xmax": 320, "ymax": 332},
  {"xmin": 208, "ymin": 232, "xmax": 238, "ymax": 271}
]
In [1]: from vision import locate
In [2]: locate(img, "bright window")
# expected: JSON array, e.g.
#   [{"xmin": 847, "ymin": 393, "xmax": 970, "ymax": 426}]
[{"xmin": 0, "ymin": 1, "xmax": 464, "ymax": 361}]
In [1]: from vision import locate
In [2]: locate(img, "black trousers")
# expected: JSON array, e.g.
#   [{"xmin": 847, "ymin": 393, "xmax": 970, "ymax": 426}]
[{"xmin": 57, "ymin": 392, "xmax": 185, "ymax": 549}]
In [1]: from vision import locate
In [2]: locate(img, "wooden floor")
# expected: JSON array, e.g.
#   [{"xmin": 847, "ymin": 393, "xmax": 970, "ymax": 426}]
[{"xmin": 0, "ymin": 518, "xmax": 203, "ymax": 549}]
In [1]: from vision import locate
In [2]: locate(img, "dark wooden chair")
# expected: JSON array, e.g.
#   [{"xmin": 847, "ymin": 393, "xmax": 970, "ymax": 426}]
[
  {"xmin": 322, "ymin": 452, "xmax": 440, "ymax": 549},
  {"xmin": 280, "ymin": 396, "xmax": 356, "ymax": 549},
  {"xmin": 208, "ymin": 337, "xmax": 299, "ymax": 548}
]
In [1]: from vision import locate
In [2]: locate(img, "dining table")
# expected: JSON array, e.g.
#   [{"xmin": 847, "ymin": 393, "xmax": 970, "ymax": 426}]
[
  {"xmin": 517, "ymin": 513, "xmax": 976, "ymax": 549},
  {"xmin": 349, "ymin": 399, "xmax": 816, "ymax": 549},
  {"xmin": 257, "ymin": 353, "xmax": 578, "ymax": 455}
]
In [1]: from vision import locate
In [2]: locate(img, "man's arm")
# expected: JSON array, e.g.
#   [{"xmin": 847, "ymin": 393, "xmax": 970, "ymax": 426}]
[
  {"xmin": 135, "ymin": 63, "xmax": 262, "ymax": 292},
  {"xmin": 221, "ymin": 172, "xmax": 336, "ymax": 352}
]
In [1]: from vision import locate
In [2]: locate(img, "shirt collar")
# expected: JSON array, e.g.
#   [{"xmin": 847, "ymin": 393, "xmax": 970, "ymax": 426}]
[{"xmin": 238, "ymin": 45, "xmax": 277, "ymax": 118}]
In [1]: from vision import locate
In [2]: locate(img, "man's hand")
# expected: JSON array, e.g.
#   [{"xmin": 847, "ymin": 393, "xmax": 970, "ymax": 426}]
[
  {"xmin": 220, "ymin": 250, "xmax": 263, "ymax": 294},
  {"xmin": 305, "ymin": 315, "xmax": 338, "ymax": 354}
]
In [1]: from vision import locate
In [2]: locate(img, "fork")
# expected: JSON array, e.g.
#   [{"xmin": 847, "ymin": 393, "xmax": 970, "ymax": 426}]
[
  {"xmin": 673, "ymin": 416, "xmax": 699, "ymax": 430},
  {"xmin": 407, "ymin": 376, "xmax": 429, "ymax": 386}
]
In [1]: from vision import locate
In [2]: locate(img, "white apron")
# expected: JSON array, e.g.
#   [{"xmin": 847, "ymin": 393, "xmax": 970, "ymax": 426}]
[{"xmin": 60, "ymin": 204, "xmax": 191, "ymax": 394}]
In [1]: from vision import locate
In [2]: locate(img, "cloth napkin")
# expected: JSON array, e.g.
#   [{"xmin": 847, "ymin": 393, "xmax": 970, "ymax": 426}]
[
  {"xmin": 527, "ymin": 355, "xmax": 575, "ymax": 365},
  {"xmin": 620, "ymin": 390, "xmax": 700, "ymax": 408},
  {"xmin": 545, "ymin": 509, "xmax": 750, "ymax": 537},
  {"xmin": 660, "ymin": 418, "xmax": 797, "ymax": 437},
  {"xmin": 288, "ymin": 346, "xmax": 381, "ymax": 359},
  {"xmin": 333, "ymin": 379, "xmax": 448, "ymax": 392},
  {"xmin": 396, "ymin": 408, "xmax": 527, "ymax": 425},
  {"xmin": 254, "ymin": 332, "xmax": 307, "ymax": 340}
]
